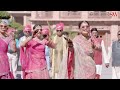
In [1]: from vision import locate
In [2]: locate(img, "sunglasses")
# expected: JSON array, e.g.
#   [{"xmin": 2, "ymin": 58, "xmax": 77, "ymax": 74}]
[
  {"xmin": 25, "ymin": 31, "xmax": 30, "ymax": 33},
  {"xmin": 33, "ymin": 29, "xmax": 42, "ymax": 34},
  {"xmin": 35, "ymin": 29, "xmax": 42, "ymax": 31},
  {"xmin": 0, "ymin": 25, "xmax": 7, "ymax": 28},
  {"xmin": 57, "ymin": 30, "xmax": 62, "ymax": 32}
]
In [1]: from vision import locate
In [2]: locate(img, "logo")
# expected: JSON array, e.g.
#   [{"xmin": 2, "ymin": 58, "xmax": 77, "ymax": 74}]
[{"xmin": 107, "ymin": 11, "xmax": 118, "ymax": 17}]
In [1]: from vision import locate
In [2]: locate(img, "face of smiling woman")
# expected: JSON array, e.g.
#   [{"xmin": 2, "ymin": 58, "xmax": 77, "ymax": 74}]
[
  {"xmin": 79, "ymin": 21, "xmax": 90, "ymax": 38},
  {"xmin": 0, "ymin": 23, "xmax": 8, "ymax": 34}
]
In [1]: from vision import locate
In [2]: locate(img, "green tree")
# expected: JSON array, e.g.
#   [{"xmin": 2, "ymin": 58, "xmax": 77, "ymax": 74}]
[
  {"xmin": 0, "ymin": 11, "xmax": 11, "ymax": 19},
  {"xmin": 9, "ymin": 21, "xmax": 24, "ymax": 39},
  {"xmin": 0, "ymin": 11, "xmax": 24, "ymax": 39},
  {"xmin": 9, "ymin": 21, "xmax": 23, "ymax": 31}
]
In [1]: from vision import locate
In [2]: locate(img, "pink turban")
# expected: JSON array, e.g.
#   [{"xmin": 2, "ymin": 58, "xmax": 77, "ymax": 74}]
[
  {"xmin": 56, "ymin": 22, "xmax": 64, "ymax": 31},
  {"xmin": 42, "ymin": 28, "xmax": 49, "ymax": 35},
  {"xmin": 7, "ymin": 28, "xmax": 16, "ymax": 35},
  {"xmin": 23, "ymin": 25, "xmax": 31, "ymax": 32}
]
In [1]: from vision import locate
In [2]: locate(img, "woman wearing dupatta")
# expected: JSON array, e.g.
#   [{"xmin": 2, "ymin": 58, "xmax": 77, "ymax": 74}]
[
  {"xmin": 20, "ymin": 25, "xmax": 56, "ymax": 79},
  {"xmin": 0, "ymin": 20, "xmax": 16, "ymax": 79},
  {"xmin": 58, "ymin": 21, "xmax": 96, "ymax": 79},
  {"xmin": 42, "ymin": 28, "xmax": 51, "ymax": 74}
]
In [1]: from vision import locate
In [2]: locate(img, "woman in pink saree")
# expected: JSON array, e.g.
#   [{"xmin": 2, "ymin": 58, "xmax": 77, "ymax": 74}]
[
  {"xmin": 0, "ymin": 20, "xmax": 16, "ymax": 79},
  {"xmin": 58, "ymin": 21, "xmax": 96, "ymax": 79},
  {"xmin": 20, "ymin": 25, "xmax": 56, "ymax": 79}
]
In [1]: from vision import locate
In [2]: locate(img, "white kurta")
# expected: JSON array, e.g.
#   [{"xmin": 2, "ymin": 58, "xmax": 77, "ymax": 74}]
[
  {"xmin": 51, "ymin": 35, "xmax": 67, "ymax": 79},
  {"xmin": 19, "ymin": 36, "xmax": 27, "ymax": 48},
  {"xmin": 7, "ymin": 39, "xmax": 19, "ymax": 79},
  {"xmin": 7, "ymin": 53, "xmax": 18, "ymax": 79},
  {"xmin": 112, "ymin": 67, "xmax": 120, "ymax": 79},
  {"xmin": 96, "ymin": 40, "xmax": 108, "ymax": 76}
]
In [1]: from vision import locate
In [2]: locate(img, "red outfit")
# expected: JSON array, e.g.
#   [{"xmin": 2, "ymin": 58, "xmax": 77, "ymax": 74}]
[
  {"xmin": 67, "ymin": 48, "xmax": 74, "ymax": 79},
  {"xmin": 93, "ymin": 38, "xmax": 102, "ymax": 65}
]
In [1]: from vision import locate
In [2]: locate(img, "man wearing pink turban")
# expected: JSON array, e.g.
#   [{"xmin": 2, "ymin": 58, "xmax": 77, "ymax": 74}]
[
  {"xmin": 19, "ymin": 24, "xmax": 32, "ymax": 49},
  {"xmin": 51, "ymin": 22, "xmax": 67, "ymax": 79},
  {"xmin": 19, "ymin": 25, "xmax": 32, "ymax": 79},
  {"xmin": 42, "ymin": 28, "xmax": 51, "ymax": 77}
]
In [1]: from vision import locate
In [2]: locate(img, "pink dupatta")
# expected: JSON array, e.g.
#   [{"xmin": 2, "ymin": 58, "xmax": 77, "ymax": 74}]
[
  {"xmin": 0, "ymin": 35, "xmax": 14, "ymax": 79},
  {"xmin": 20, "ymin": 41, "xmax": 30, "ymax": 79},
  {"xmin": 20, "ymin": 39, "xmax": 55, "ymax": 79},
  {"xmin": 20, "ymin": 47, "xmax": 27, "ymax": 79}
]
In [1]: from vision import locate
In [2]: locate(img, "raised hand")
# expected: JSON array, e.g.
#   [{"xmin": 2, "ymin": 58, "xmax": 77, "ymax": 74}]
[
  {"xmin": 32, "ymin": 29, "xmax": 39, "ymax": 38},
  {"xmin": 64, "ymin": 37, "xmax": 73, "ymax": 48}
]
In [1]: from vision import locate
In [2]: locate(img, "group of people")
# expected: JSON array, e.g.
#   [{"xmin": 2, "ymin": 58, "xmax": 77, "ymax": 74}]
[{"xmin": 0, "ymin": 19, "xmax": 120, "ymax": 79}]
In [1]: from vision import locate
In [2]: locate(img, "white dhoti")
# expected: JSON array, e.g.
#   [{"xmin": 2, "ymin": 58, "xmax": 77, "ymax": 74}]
[
  {"xmin": 46, "ymin": 56, "xmax": 50, "ymax": 71},
  {"xmin": 18, "ymin": 58, "xmax": 23, "ymax": 79},
  {"xmin": 112, "ymin": 66, "xmax": 120, "ymax": 79},
  {"xmin": 55, "ymin": 73, "xmax": 58, "ymax": 79},
  {"xmin": 96, "ymin": 65, "xmax": 102, "ymax": 76},
  {"xmin": 7, "ymin": 53, "xmax": 18, "ymax": 79}
]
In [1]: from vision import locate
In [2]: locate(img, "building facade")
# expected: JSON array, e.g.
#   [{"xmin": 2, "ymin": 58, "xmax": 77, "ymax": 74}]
[{"xmin": 8, "ymin": 11, "xmax": 120, "ymax": 50}]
